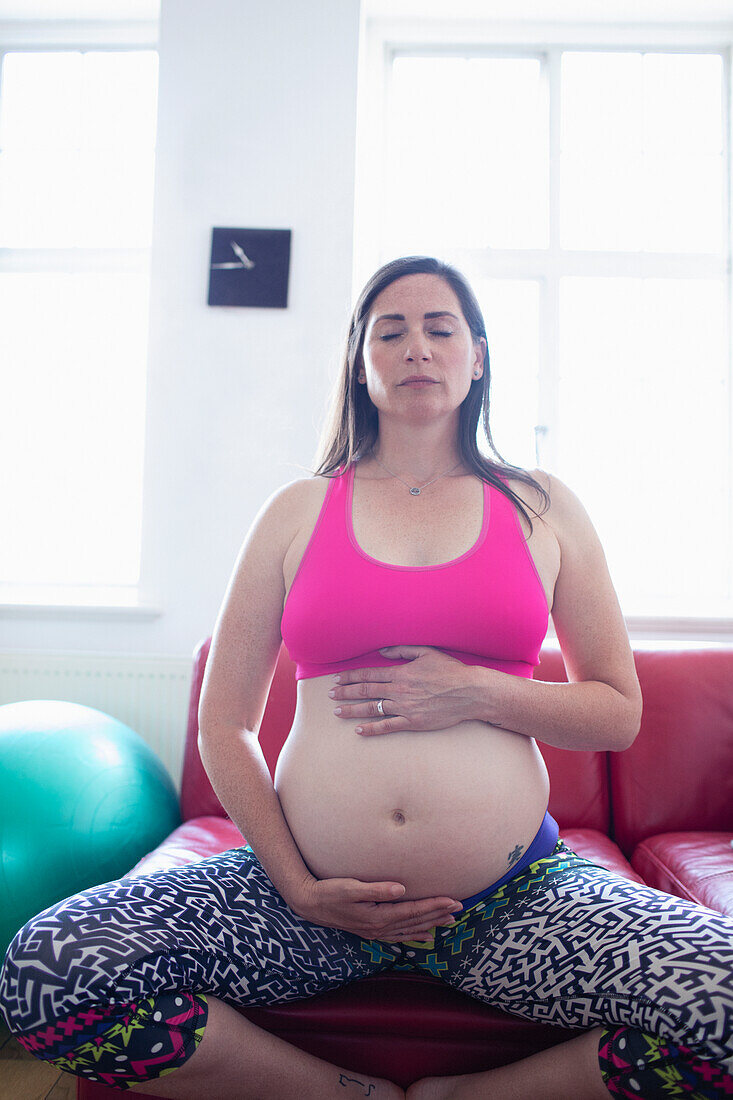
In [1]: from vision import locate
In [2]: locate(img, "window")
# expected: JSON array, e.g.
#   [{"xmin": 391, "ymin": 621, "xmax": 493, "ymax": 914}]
[
  {"xmin": 355, "ymin": 26, "xmax": 732, "ymax": 626},
  {"xmin": 0, "ymin": 39, "xmax": 158, "ymax": 607}
]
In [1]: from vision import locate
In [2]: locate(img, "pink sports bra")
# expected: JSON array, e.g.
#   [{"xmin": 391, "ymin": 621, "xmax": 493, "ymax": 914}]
[{"xmin": 280, "ymin": 463, "xmax": 550, "ymax": 681}]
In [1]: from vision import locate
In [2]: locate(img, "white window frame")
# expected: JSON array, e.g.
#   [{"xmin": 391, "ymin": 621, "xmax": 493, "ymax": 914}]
[
  {"xmin": 354, "ymin": 16, "xmax": 733, "ymax": 643},
  {"xmin": 0, "ymin": 18, "xmax": 159, "ymax": 620}
]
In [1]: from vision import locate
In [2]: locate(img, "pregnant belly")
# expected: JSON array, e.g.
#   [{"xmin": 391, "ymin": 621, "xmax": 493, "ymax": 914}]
[{"xmin": 273, "ymin": 675, "xmax": 551, "ymax": 902}]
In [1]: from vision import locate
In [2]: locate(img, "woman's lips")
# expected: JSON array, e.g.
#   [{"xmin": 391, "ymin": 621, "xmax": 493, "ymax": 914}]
[{"xmin": 401, "ymin": 380, "xmax": 437, "ymax": 387}]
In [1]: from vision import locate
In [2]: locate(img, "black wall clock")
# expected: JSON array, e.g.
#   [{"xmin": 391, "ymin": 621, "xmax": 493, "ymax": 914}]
[{"xmin": 207, "ymin": 227, "xmax": 291, "ymax": 308}]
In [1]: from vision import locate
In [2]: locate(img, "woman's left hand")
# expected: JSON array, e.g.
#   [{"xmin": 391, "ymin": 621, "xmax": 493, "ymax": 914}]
[{"xmin": 328, "ymin": 645, "xmax": 479, "ymax": 736}]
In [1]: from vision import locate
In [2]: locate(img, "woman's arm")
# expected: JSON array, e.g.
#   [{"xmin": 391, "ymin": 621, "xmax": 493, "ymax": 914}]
[
  {"xmin": 466, "ymin": 471, "xmax": 643, "ymax": 752},
  {"xmin": 198, "ymin": 481, "xmax": 316, "ymax": 908}
]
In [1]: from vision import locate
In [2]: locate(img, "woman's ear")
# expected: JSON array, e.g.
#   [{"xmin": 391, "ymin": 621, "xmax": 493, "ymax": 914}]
[{"xmin": 474, "ymin": 337, "xmax": 487, "ymax": 376}]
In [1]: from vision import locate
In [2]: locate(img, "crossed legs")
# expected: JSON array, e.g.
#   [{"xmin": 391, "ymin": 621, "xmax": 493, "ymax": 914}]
[{"xmin": 1, "ymin": 839, "xmax": 731, "ymax": 1097}]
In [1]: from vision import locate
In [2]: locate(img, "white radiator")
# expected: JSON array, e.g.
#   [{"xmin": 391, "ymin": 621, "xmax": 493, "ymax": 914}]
[{"xmin": 0, "ymin": 651, "xmax": 193, "ymax": 791}]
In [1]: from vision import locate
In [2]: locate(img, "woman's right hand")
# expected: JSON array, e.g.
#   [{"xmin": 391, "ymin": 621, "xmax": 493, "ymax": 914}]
[{"xmin": 290, "ymin": 875, "xmax": 464, "ymax": 943}]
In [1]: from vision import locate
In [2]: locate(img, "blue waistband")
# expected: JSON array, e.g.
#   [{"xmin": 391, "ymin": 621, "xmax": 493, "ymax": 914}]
[{"xmin": 456, "ymin": 810, "xmax": 560, "ymax": 913}]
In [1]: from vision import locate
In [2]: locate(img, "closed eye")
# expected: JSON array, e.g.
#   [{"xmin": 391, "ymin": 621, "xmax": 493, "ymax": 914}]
[{"xmin": 380, "ymin": 330, "xmax": 453, "ymax": 341}]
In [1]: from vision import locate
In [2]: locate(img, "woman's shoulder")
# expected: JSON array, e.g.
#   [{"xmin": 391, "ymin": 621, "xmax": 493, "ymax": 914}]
[
  {"xmin": 504, "ymin": 468, "xmax": 599, "ymax": 548},
  {"xmin": 499, "ymin": 467, "xmax": 587, "ymax": 539},
  {"xmin": 272, "ymin": 472, "xmax": 334, "ymax": 522},
  {"xmin": 251, "ymin": 475, "xmax": 333, "ymax": 564},
  {"xmin": 497, "ymin": 466, "xmax": 551, "ymax": 515}
]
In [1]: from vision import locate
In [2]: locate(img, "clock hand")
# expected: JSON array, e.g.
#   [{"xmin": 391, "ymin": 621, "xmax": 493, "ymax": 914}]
[{"xmin": 230, "ymin": 241, "xmax": 255, "ymax": 268}]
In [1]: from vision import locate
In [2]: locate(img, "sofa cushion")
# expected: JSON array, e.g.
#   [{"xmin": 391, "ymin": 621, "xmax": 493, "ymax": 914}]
[
  {"xmin": 560, "ymin": 828, "xmax": 646, "ymax": 884},
  {"xmin": 127, "ymin": 816, "xmax": 245, "ymax": 876},
  {"xmin": 610, "ymin": 649, "xmax": 733, "ymax": 857},
  {"xmin": 631, "ymin": 832, "xmax": 733, "ymax": 916},
  {"xmin": 238, "ymin": 971, "xmax": 585, "ymax": 1085}
]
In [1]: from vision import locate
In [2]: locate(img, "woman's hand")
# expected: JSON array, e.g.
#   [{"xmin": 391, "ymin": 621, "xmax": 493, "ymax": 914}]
[
  {"xmin": 291, "ymin": 874, "xmax": 463, "ymax": 943},
  {"xmin": 328, "ymin": 645, "xmax": 482, "ymax": 736}
]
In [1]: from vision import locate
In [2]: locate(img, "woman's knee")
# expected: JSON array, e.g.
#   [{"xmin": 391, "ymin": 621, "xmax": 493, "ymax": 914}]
[
  {"xmin": 598, "ymin": 1024, "xmax": 733, "ymax": 1099},
  {"xmin": 0, "ymin": 887, "xmax": 147, "ymax": 1039},
  {"xmin": 0, "ymin": 906, "xmax": 85, "ymax": 1035},
  {"xmin": 1, "ymin": 911, "xmax": 210, "ymax": 1089},
  {"xmin": 49, "ymin": 991, "xmax": 210, "ymax": 1088}
]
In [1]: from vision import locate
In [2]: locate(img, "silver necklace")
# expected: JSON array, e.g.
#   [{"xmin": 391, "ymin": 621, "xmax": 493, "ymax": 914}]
[{"xmin": 370, "ymin": 452, "xmax": 464, "ymax": 495}]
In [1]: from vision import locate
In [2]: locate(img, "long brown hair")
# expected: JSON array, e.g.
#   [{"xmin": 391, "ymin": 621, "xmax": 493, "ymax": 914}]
[{"xmin": 309, "ymin": 255, "xmax": 550, "ymax": 534}]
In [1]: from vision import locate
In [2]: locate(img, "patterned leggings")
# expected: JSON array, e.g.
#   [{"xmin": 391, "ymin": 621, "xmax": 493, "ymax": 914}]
[{"xmin": 1, "ymin": 832, "xmax": 732, "ymax": 1097}]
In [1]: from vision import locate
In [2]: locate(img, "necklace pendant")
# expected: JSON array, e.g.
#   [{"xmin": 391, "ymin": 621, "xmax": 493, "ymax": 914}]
[{"xmin": 410, "ymin": 487, "xmax": 421, "ymax": 495}]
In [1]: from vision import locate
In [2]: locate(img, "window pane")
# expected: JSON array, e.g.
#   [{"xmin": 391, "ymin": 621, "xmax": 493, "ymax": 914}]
[
  {"xmin": 561, "ymin": 51, "xmax": 723, "ymax": 252},
  {"xmin": 83, "ymin": 50, "xmax": 158, "ymax": 149},
  {"xmin": 561, "ymin": 150, "xmax": 644, "ymax": 252},
  {"xmin": 0, "ymin": 149, "xmax": 81, "ymax": 248},
  {"xmin": 0, "ymin": 51, "xmax": 82, "ymax": 148},
  {"xmin": 643, "ymin": 153, "xmax": 722, "ymax": 253},
  {"xmin": 644, "ymin": 53, "xmax": 722, "ymax": 153},
  {"xmin": 0, "ymin": 50, "xmax": 158, "ymax": 247},
  {"xmin": 558, "ymin": 277, "xmax": 730, "ymax": 616},
  {"xmin": 472, "ymin": 278, "xmax": 540, "ymax": 470},
  {"xmin": 79, "ymin": 148, "xmax": 157, "ymax": 248},
  {"xmin": 386, "ymin": 56, "xmax": 548, "ymax": 253},
  {"xmin": 0, "ymin": 272, "xmax": 149, "ymax": 586},
  {"xmin": 562, "ymin": 52, "xmax": 643, "ymax": 155}
]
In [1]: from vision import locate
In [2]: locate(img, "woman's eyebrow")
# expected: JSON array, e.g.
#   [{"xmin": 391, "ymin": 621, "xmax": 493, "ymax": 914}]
[{"xmin": 373, "ymin": 311, "xmax": 460, "ymax": 324}]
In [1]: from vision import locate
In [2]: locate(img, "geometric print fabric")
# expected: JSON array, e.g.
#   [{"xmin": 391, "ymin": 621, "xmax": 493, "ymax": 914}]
[
  {"xmin": 16, "ymin": 993, "xmax": 208, "ymax": 1088},
  {"xmin": 597, "ymin": 1026, "xmax": 733, "ymax": 1098},
  {"xmin": 0, "ymin": 838, "xmax": 731, "ymax": 1093}
]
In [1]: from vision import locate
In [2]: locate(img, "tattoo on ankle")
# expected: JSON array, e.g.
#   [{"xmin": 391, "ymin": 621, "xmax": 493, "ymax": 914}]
[
  {"xmin": 507, "ymin": 843, "xmax": 524, "ymax": 866},
  {"xmin": 338, "ymin": 1073, "xmax": 376, "ymax": 1094}
]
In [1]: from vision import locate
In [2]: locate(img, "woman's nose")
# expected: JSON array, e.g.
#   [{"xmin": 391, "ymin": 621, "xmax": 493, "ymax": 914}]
[{"xmin": 404, "ymin": 338, "xmax": 431, "ymax": 362}]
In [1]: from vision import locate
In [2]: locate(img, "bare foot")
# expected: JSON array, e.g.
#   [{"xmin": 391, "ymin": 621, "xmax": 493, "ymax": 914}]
[{"xmin": 406, "ymin": 1076, "xmax": 458, "ymax": 1100}]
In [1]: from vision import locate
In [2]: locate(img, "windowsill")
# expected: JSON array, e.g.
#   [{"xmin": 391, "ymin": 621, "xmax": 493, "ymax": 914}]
[
  {"xmin": 0, "ymin": 584, "xmax": 162, "ymax": 619},
  {"xmin": 626, "ymin": 615, "xmax": 733, "ymax": 637},
  {"xmin": 539, "ymin": 618, "xmax": 733, "ymax": 644},
  {"xmin": 0, "ymin": 601, "xmax": 162, "ymax": 620}
]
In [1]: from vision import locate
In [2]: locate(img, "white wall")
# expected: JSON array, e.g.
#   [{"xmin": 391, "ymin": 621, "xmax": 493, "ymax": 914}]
[{"xmin": 3, "ymin": 0, "xmax": 362, "ymax": 659}]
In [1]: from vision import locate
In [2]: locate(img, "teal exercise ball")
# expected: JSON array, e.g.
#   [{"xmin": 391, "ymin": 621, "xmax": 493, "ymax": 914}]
[{"xmin": 0, "ymin": 700, "xmax": 181, "ymax": 960}]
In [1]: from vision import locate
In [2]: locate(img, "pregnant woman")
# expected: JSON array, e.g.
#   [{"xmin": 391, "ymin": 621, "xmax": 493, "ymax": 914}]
[{"xmin": 1, "ymin": 256, "xmax": 732, "ymax": 1099}]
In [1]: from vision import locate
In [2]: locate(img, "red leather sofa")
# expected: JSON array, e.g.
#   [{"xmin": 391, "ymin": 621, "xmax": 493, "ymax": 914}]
[{"xmin": 78, "ymin": 641, "xmax": 733, "ymax": 1098}]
